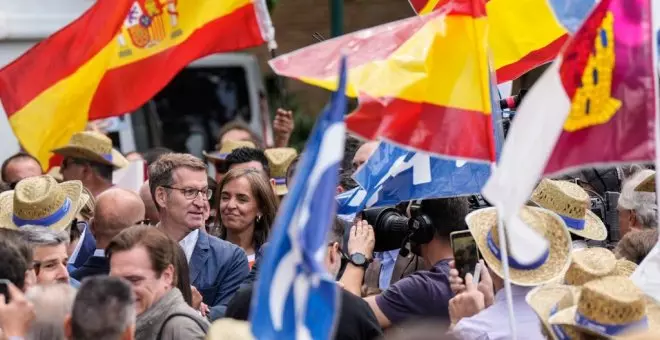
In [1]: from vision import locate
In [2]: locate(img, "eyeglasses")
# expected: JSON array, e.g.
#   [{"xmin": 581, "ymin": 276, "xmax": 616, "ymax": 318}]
[{"xmin": 162, "ymin": 186, "xmax": 213, "ymax": 200}]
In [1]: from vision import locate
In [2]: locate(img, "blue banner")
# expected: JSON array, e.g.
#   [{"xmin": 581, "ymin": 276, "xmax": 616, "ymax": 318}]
[
  {"xmin": 351, "ymin": 142, "xmax": 491, "ymax": 211},
  {"xmin": 251, "ymin": 58, "xmax": 347, "ymax": 340}
]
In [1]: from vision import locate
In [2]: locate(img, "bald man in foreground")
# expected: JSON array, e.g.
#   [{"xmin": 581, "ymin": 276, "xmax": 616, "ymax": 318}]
[
  {"xmin": 71, "ymin": 188, "xmax": 145, "ymax": 281},
  {"xmin": 140, "ymin": 180, "xmax": 160, "ymax": 224}
]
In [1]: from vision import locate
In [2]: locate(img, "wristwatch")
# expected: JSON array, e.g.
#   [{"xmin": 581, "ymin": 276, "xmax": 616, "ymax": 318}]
[{"xmin": 349, "ymin": 252, "xmax": 371, "ymax": 268}]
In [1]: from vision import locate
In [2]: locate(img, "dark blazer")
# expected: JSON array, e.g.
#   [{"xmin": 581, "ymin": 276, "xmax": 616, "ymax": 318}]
[
  {"xmin": 189, "ymin": 232, "xmax": 249, "ymax": 321},
  {"xmin": 70, "ymin": 256, "xmax": 110, "ymax": 282}
]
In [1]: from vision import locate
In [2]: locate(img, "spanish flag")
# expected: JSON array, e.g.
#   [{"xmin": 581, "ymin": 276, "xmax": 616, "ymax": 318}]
[
  {"xmin": 271, "ymin": 0, "xmax": 495, "ymax": 162},
  {"xmin": 0, "ymin": 0, "xmax": 275, "ymax": 169},
  {"xmin": 410, "ymin": 0, "xmax": 571, "ymax": 83}
]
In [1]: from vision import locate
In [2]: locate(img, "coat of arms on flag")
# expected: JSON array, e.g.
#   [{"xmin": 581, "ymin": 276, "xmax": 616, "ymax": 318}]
[{"xmin": 119, "ymin": 0, "xmax": 182, "ymax": 56}]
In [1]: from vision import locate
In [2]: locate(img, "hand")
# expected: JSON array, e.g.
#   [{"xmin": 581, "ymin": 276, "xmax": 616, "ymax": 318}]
[
  {"xmin": 449, "ymin": 260, "xmax": 495, "ymax": 308},
  {"xmin": 199, "ymin": 302, "xmax": 210, "ymax": 317},
  {"xmin": 448, "ymin": 273, "xmax": 485, "ymax": 325},
  {"xmin": 273, "ymin": 108, "xmax": 294, "ymax": 147},
  {"xmin": 0, "ymin": 282, "xmax": 35, "ymax": 337},
  {"xmin": 191, "ymin": 286, "xmax": 203, "ymax": 310},
  {"xmin": 347, "ymin": 220, "xmax": 375, "ymax": 260}
]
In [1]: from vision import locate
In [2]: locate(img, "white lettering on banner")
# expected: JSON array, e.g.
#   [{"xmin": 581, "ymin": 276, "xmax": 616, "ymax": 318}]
[
  {"xmin": 456, "ymin": 160, "xmax": 467, "ymax": 168},
  {"xmin": 364, "ymin": 152, "xmax": 432, "ymax": 208}
]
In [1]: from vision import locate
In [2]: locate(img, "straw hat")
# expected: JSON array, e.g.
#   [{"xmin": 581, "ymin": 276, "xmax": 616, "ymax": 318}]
[
  {"xmin": 549, "ymin": 276, "xmax": 660, "ymax": 338},
  {"xmin": 615, "ymin": 259, "xmax": 639, "ymax": 277},
  {"xmin": 634, "ymin": 172, "xmax": 655, "ymax": 192},
  {"xmin": 264, "ymin": 148, "xmax": 298, "ymax": 196},
  {"xmin": 527, "ymin": 284, "xmax": 585, "ymax": 340},
  {"xmin": 203, "ymin": 140, "xmax": 257, "ymax": 163},
  {"xmin": 465, "ymin": 206, "xmax": 572, "ymax": 286},
  {"xmin": 565, "ymin": 247, "xmax": 617, "ymax": 286},
  {"xmin": 0, "ymin": 175, "xmax": 84, "ymax": 231},
  {"xmin": 206, "ymin": 319, "xmax": 254, "ymax": 340},
  {"xmin": 531, "ymin": 179, "xmax": 608, "ymax": 241},
  {"xmin": 51, "ymin": 131, "xmax": 128, "ymax": 169}
]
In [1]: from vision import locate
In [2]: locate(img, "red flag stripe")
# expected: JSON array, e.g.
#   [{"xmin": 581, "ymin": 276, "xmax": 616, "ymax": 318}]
[
  {"xmin": 88, "ymin": 3, "xmax": 263, "ymax": 120},
  {"xmin": 347, "ymin": 97, "xmax": 494, "ymax": 161},
  {"xmin": 0, "ymin": 0, "xmax": 132, "ymax": 117},
  {"xmin": 496, "ymin": 34, "xmax": 569, "ymax": 83}
]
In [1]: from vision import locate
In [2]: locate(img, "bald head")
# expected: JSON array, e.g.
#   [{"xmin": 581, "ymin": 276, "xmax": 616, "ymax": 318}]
[
  {"xmin": 352, "ymin": 141, "xmax": 378, "ymax": 171},
  {"xmin": 93, "ymin": 188, "xmax": 145, "ymax": 248},
  {"xmin": 140, "ymin": 180, "xmax": 159, "ymax": 224}
]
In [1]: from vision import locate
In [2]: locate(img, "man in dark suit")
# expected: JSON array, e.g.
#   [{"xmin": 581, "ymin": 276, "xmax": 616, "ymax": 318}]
[
  {"xmin": 71, "ymin": 188, "xmax": 145, "ymax": 281},
  {"xmin": 149, "ymin": 153, "xmax": 249, "ymax": 321}
]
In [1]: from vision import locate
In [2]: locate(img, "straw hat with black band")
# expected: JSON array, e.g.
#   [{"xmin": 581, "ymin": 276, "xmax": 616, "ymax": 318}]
[
  {"xmin": 203, "ymin": 140, "xmax": 257, "ymax": 163},
  {"xmin": 549, "ymin": 276, "xmax": 660, "ymax": 338},
  {"xmin": 634, "ymin": 172, "xmax": 655, "ymax": 193},
  {"xmin": 51, "ymin": 131, "xmax": 128, "ymax": 169},
  {"xmin": 465, "ymin": 206, "xmax": 573, "ymax": 286},
  {"xmin": 264, "ymin": 148, "xmax": 298, "ymax": 196},
  {"xmin": 531, "ymin": 178, "xmax": 608, "ymax": 241},
  {"xmin": 0, "ymin": 175, "xmax": 86, "ymax": 231}
]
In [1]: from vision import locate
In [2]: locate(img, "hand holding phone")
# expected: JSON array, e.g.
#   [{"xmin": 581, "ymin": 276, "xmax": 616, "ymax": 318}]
[{"xmin": 450, "ymin": 230, "xmax": 480, "ymax": 280}]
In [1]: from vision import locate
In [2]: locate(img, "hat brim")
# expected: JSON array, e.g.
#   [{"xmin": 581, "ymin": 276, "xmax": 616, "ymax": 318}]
[
  {"xmin": 635, "ymin": 175, "xmax": 655, "ymax": 193},
  {"xmin": 274, "ymin": 184, "xmax": 288, "ymax": 196},
  {"xmin": 550, "ymin": 304, "xmax": 660, "ymax": 339},
  {"xmin": 526, "ymin": 284, "xmax": 576, "ymax": 340},
  {"xmin": 203, "ymin": 150, "xmax": 229, "ymax": 162},
  {"xmin": 467, "ymin": 207, "xmax": 573, "ymax": 286},
  {"xmin": 52, "ymin": 146, "xmax": 126, "ymax": 169},
  {"xmin": 530, "ymin": 198, "xmax": 608, "ymax": 241},
  {"xmin": 0, "ymin": 180, "xmax": 84, "ymax": 231}
]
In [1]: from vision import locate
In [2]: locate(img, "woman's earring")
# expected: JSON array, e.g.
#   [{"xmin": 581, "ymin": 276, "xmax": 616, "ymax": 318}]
[{"xmin": 256, "ymin": 215, "xmax": 262, "ymax": 223}]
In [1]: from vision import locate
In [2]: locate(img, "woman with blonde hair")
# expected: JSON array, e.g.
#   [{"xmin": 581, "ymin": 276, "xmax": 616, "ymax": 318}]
[{"xmin": 214, "ymin": 168, "xmax": 278, "ymax": 268}]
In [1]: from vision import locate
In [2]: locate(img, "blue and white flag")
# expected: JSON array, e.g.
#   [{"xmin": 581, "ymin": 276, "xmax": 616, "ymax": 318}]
[
  {"xmin": 349, "ymin": 142, "xmax": 491, "ymax": 212},
  {"xmin": 250, "ymin": 57, "xmax": 347, "ymax": 340}
]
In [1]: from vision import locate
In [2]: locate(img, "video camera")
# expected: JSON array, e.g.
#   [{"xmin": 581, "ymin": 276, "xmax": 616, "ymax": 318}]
[{"xmin": 360, "ymin": 207, "xmax": 410, "ymax": 252}]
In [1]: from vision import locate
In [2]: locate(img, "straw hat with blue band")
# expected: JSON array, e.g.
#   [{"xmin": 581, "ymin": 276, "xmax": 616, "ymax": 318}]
[
  {"xmin": 51, "ymin": 131, "xmax": 128, "ymax": 169},
  {"xmin": 549, "ymin": 276, "xmax": 660, "ymax": 339},
  {"xmin": 264, "ymin": 147, "xmax": 298, "ymax": 196},
  {"xmin": 531, "ymin": 179, "xmax": 608, "ymax": 241},
  {"xmin": 0, "ymin": 175, "xmax": 85, "ymax": 231},
  {"xmin": 526, "ymin": 284, "xmax": 584, "ymax": 340},
  {"xmin": 203, "ymin": 140, "xmax": 257, "ymax": 163},
  {"xmin": 466, "ymin": 206, "xmax": 573, "ymax": 286}
]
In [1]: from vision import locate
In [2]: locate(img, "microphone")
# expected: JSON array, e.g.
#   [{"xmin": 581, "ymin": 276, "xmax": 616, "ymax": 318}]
[{"xmin": 499, "ymin": 89, "xmax": 528, "ymax": 110}]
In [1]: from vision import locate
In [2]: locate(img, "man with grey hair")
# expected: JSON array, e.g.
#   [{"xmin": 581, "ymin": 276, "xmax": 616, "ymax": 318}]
[
  {"xmin": 139, "ymin": 180, "xmax": 159, "ymax": 224},
  {"xmin": 65, "ymin": 276, "xmax": 136, "ymax": 340},
  {"xmin": 618, "ymin": 169, "xmax": 658, "ymax": 238},
  {"xmin": 71, "ymin": 188, "xmax": 145, "ymax": 281},
  {"xmin": 25, "ymin": 283, "xmax": 77, "ymax": 340},
  {"xmin": 20, "ymin": 226, "xmax": 72, "ymax": 285}
]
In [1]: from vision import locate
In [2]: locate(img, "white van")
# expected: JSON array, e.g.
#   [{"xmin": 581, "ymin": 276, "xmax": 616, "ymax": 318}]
[{"xmin": 0, "ymin": 0, "xmax": 272, "ymax": 163}]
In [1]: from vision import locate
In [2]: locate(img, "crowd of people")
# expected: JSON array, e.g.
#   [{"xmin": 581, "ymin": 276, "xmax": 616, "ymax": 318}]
[{"xmin": 0, "ymin": 106, "xmax": 659, "ymax": 340}]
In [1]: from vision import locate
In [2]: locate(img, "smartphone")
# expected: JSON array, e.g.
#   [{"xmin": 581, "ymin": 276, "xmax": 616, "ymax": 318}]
[
  {"xmin": 0, "ymin": 279, "xmax": 10, "ymax": 303},
  {"xmin": 450, "ymin": 230, "xmax": 480, "ymax": 280}
]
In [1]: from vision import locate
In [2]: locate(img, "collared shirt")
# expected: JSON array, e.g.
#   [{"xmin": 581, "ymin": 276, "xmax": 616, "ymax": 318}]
[
  {"xmin": 374, "ymin": 249, "xmax": 400, "ymax": 289},
  {"xmin": 93, "ymin": 249, "xmax": 105, "ymax": 258},
  {"xmin": 451, "ymin": 285, "xmax": 545, "ymax": 340},
  {"xmin": 179, "ymin": 229, "xmax": 199, "ymax": 263}
]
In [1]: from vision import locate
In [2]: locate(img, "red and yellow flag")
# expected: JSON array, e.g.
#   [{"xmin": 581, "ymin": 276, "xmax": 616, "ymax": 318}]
[
  {"xmin": 0, "ymin": 0, "xmax": 274, "ymax": 169},
  {"xmin": 271, "ymin": 0, "xmax": 495, "ymax": 162},
  {"xmin": 410, "ymin": 0, "xmax": 568, "ymax": 83}
]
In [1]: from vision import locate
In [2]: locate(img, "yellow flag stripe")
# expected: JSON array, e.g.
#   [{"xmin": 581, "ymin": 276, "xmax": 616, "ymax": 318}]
[{"xmin": 301, "ymin": 16, "xmax": 490, "ymax": 113}]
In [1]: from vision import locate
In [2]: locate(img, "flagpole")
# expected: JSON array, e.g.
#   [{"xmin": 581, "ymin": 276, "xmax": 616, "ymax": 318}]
[{"xmin": 494, "ymin": 200, "xmax": 518, "ymax": 340}]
